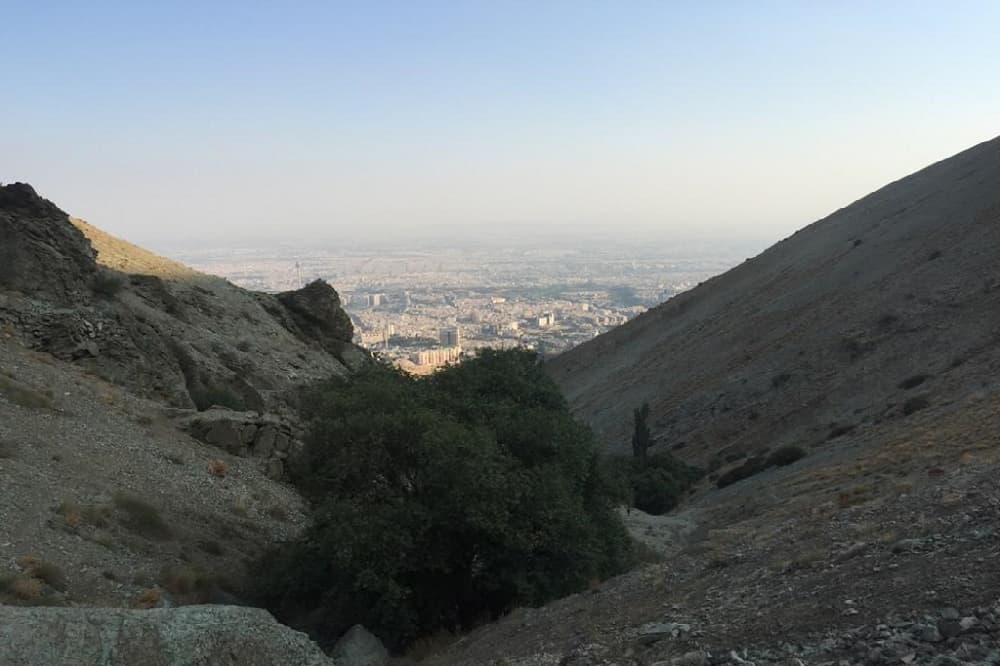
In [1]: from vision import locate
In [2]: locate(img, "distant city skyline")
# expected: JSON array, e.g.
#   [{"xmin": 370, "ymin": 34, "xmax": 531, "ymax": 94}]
[{"xmin": 3, "ymin": 2, "xmax": 998, "ymax": 252}]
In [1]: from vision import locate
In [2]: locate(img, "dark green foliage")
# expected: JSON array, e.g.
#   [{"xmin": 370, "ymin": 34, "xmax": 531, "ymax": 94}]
[
  {"xmin": 259, "ymin": 349, "xmax": 630, "ymax": 650},
  {"xmin": 601, "ymin": 451, "xmax": 701, "ymax": 516},
  {"xmin": 765, "ymin": 445, "xmax": 806, "ymax": 467},
  {"xmin": 631, "ymin": 402, "xmax": 652, "ymax": 461},
  {"xmin": 717, "ymin": 445, "xmax": 809, "ymax": 488}
]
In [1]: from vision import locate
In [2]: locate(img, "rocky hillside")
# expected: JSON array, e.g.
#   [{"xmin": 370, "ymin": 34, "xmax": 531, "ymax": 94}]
[
  {"xmin": 0, "ymin": 183, "xmax": 374, "ymax": 663},
  {"xmin": 425, "ymin": 137, "xmax": 1000, "ymax": 665},
  {"xmin": 548, "ymin": 135, "xmax": 1000, "ymax": 465},
  {"xmin": 0, "ymin": 182, "xmax": 362, "ymax": 419}
]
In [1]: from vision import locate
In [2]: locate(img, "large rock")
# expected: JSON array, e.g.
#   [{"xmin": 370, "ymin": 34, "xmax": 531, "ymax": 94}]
[
  {"xmin": 0, "ymin": 605, "xmax": 334, "ymax": 666},
  {"xmin": 274, "ymin": 279, "xmax": 354, "ymax": 357},
  {"xmin": 330, "ymin": 624, "xmax": 390, "ymax": 666},
  {"xmin": 0, "ymin": 182, "xmax": 97, "ymax": 301}
]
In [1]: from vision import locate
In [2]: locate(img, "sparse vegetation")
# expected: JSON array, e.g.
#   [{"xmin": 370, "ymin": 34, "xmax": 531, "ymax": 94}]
[
  {"xmin": 207, "ymin": 459, "xmax": 228, "ymax": 477},
  {"xmin": 716, "ymin": 456, "xmax": 767, "ymax": 489},
  {"xmin": 0, "ymin": 373, "xmax": 53, "ymax": 409},
  {"xmin": 766, "ymin": 445, "xmax": 807, "ymax": 467},
  {"xmin": 898, "ymin": 374, "xmax": 930, "ymax": 390},
  {"xmin": 113, "ymin": 491, "xmax": 171, "ymax": 540},
  {"xmin": 902, "ymin": 395, "xmax": 931, "ymax": 416}
]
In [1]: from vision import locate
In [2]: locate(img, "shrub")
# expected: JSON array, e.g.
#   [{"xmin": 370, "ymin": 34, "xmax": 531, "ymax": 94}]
[
  {"xmin": 766, "ymin": 445, "xmax": 806, "ymax": 467},
  {"xmin": 898, "ymin": 374, "xmax": 930, "ymax": 390},
  {"xmin": 113, "ymin": 491, "xmax": 171, "ymax": 540},
  {"xmin": 0, "ymin": 374, "xmax": 52, "ymax": 410},
  {"xmin": 902, "ymin": 396, "xmax": 930, "ymax": 416},
  {"xmin": 716, "ymin": 457, "xmax": 767, "ymax": 489},
  {"xmin": 256, "ymin": 349, "xmax": 631, "ymax": 650},
  {"xmin": 207, "ymin": 460, "xmax": 228, "ymax": 478}
]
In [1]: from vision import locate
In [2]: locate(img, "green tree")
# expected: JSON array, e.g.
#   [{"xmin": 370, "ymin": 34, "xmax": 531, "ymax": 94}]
[
  {"xmin": 631, "ymin": 402, "xmax": 652, "ymax": 461},
  {"xmin": 256, "ymin": 349, "xmax": 631, "ymax": 650}
]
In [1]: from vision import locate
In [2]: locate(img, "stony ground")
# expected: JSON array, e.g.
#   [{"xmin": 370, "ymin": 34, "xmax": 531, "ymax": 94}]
[
  {"xmin": 0, "ymin": 335, "xmax": 307, "ymax": 610},
  {"xmin": 427, "ymin": 386, "xmax": 1000, "ymax": 665}
]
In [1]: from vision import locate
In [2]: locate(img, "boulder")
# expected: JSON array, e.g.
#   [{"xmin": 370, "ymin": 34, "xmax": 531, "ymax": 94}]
[
  {"xmin": 0, "ymin": 605, "xmax": 334, "ymax": 666},
  {"xmin": 274, "ymin": 280, "xmax": 354, "ymax": 356},
  {"xmin": 330, "ymin": 624, "xmax": 390, "ymax": 666},
  {"xmin": 254, "ymin": 424, "xmax": 278, "ymax": 458},
  {"xmin": 0, "ymin": 183, "xmax": 97, "ymax": 301}
]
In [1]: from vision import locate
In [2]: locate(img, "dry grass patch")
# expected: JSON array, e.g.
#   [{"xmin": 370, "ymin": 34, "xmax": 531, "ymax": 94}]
[
  {"xmin": 113, "ymin": 491, "xmax": 172, "ymax": 540},
  {"xmin": 0, "ymin": 373, "xmax": 53, "ymax": 409}
]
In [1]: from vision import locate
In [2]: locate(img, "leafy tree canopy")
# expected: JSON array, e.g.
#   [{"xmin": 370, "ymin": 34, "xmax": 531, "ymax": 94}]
[{"xmin": 256, "ymin": 348, "xmax": 631, "ymax": 650}]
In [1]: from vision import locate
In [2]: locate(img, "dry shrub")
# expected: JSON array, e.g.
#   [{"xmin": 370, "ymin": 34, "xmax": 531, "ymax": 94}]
[
  {"xmin": 207, "ymin": 459, "xmax": 228, "ymax": 478},
  {"xmin": 135, "ymin": 587, "xmax": 161, "ymax": 609},
  {"xmin": 113, "ymin": 491, "xmax": 172, "ymax": 540},
  {"xmin": 0, "ymin": 374, "xmax": 52, "ymax": 409},
  {"xmin": 11, "ymin": 576, "xmax": 44, "ymax": 600}
]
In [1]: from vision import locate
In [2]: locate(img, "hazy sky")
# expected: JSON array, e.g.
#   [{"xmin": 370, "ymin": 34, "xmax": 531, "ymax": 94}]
[{"xmin": 3, "ymin": 1, "xmax": 998, "ymax": 250}]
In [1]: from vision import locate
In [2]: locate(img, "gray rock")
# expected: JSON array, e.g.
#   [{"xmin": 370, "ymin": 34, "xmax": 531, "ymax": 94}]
[
  {"xmin": 911, "ymin": 623, "xmax": 943, "ymax": 643},
  {"xmin": 636, "ymin": 621, "xmax": 691, "ymax": 645},
  {"xmin": 0, "ymin": 605, "xmax": 334, "ymax": 665},
  {"xmin": 203, "ymin": 419, "xmax": 244, "ymax": 454},
  {"xmin": 330, "ymin": 624, "xmax": 389, "ymax": 666},
  {"xmin": 275, "ymin": 431, "xmax": 291, "ymax": 452},
  {"xmin": 241, "ymin": 423, "xmax": 258, "ymax": 445},
  {"xmin": 254, "ymin": 424, "xmax": 278, "ymax": 458},
  {"xmin": 265, "ymin": 458, "xmax": 284, "ymax": 480}
]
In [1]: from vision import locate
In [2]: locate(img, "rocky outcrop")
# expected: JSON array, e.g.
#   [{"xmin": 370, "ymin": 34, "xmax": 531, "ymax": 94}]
[
  {"xmin": 0, "ymin": 184, "xmax": 360, "ymax": 418},
  {"xmin": 331, "ymin": 625, "xmax": 390, "ymax": 666},
  {"xmin": 272, "ymin": 279, "xmax": 354, "ymax": 357},
  {"xmin": 0, "ymin": 605, "xmax": 334, "ymax": 666},
  {"xmin": 0, "ymin": 183, "xmax": 97, "ymax": 301},
  {"xmin": 179, "ymin": 409, "xmax": 302, "ymax": 480}
]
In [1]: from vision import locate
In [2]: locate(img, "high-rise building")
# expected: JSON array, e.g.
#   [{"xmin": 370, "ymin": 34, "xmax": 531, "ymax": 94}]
[{"xmin": 439, "ymin": 327, "xmax": 461, "ymax": 347}]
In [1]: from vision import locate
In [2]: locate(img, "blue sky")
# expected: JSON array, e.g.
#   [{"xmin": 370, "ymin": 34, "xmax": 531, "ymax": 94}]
[{"xmin": 3, "ymin": 1, "xmax": 998, "ymax": 248}]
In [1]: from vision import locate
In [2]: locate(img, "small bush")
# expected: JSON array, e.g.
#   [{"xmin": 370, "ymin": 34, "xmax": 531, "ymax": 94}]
[
  {"xmin": 0, "ymin": 440, "xmax": 16, "ymax": 458},
  {"xmin": 29, "ymin": 561, "xmax": 67, "ymax": 592},
  {"xmin": 827, "ymin": 424, "xmax": 855, "ymax": 440},
  {"xmin": 770, "ymin": 373, "xmax": 791, "ymax": 389},
  {"xmin": 766, "ymin": 445, "xmax": 806, "ymax": 467},
  {"xmin": 207, "ymin": 459, "xmax": 228, "ymax": 478},
  {"xmin": 113, "ymin": 492, "xmax": 171, "ymax": 540},
  {"xmin": 902, "ymin": 396, "xmax": 930, "ymax": 416},
  {"xmin": 0, "ymin": 374, "xmax": 53, "ymax": 409},
  {"xmin": 898, "ymin": 374, "xmax": 930, "ymax": 390},
  {"xmin": 10, "ymin": 575, "xmax": 43, "ymax": 600},
  {"xmin": 716, "ymin": 457, "xmax": 767, "ymax": 488}
]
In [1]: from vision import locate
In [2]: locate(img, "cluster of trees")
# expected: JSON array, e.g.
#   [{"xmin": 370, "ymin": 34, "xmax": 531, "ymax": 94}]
[{"xmin": 255, "ymin": 349, "xmax": 633, "ymax": 650}]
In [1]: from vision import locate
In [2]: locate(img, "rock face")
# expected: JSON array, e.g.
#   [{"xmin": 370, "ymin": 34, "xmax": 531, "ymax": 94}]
[
  {"xmin": 547, "ymin": 135, "xmax": 1000, "ymax": 464},
  {"xmin": 274, "ymin": 279, "xmax": 355, "ymax": 358},
  {"xmin": 0, "ymin": 184, "xmax": 361, "ymax": 421},
  {"xmin": 180, "ymin": 409, "xmax": 303, "ymax": 480},
  {"xmin": 0, "ymin": 605, "xmax": 334, "ymax": 666},
  {"xmin": 0, "ymin": 183, "xmax": 96, "ymax": 300}
]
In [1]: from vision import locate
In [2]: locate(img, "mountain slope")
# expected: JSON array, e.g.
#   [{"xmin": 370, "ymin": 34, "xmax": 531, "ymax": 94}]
[{"xmin": 548, "ymin": 135, "xmax": 1000, "ymax": 465}]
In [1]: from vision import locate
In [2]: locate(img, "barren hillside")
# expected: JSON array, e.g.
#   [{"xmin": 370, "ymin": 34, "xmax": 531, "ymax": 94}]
[{"xmin": 548, "ymin": 135, "xmax": 1000, "ymax": 466}]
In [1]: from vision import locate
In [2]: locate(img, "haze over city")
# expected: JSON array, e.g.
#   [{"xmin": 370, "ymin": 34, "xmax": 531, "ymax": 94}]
[{"xmin": 4, "ymin": 1, "xmax": 998, "ymax": 251}]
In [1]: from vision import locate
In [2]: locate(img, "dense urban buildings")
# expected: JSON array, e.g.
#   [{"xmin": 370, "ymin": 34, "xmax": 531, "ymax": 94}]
[{"xmin": 175, "ymin": 238, "xmax": 757, "ymax": 370}]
